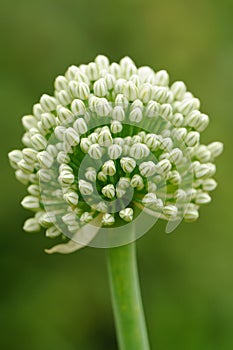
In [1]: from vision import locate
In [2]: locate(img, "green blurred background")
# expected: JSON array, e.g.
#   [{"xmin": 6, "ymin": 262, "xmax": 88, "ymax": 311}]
[{"xmin": 0, "ymin": 0, "xmax": 232, "ymax": 349}]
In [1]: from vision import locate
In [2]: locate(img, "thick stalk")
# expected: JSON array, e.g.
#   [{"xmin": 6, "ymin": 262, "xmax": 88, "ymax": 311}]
[{"xmin": 107, "ymin": 239, "xmax": 150, "ymax": 350}]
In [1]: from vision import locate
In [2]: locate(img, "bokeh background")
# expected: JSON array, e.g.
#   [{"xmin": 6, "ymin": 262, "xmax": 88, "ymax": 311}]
[{"xmin": 0, "ymin": 0, "xmax": 232, "ymax": 349}]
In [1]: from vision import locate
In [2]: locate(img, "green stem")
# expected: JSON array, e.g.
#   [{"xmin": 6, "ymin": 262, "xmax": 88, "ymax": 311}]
[{"xmin": 107, "ymin": 237, "xmax": 150, "ymax": 350}]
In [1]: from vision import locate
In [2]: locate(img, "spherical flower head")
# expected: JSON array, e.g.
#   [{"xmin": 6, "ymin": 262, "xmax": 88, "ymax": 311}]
[{"xmin": 8, "ymin": 55, "xmax": 223, "ymax": 252}]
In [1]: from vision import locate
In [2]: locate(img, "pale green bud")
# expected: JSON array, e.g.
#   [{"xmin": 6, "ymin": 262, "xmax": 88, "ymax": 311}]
[
  {"xmin": 116, "ymin": 187, "xmax": 126, "ymax": 198},
  {"xmin": 108, "ymin": 144, "xmax": 122, "ymax": 159},
  {"xmin": 123, "ymin": 81, "xmax": 138, "ymax": 101},
  {"xmin": 59, "ymin": 170, "xmax": 75, "ymax": 185},
  {"xmin": 122, "ymin": 145, "xmax": 130, "ymax": 156},
  {"xmin": 15, "ymin": 169, "xmax": 30, "ymax": 185},
  {"xmin": 113, "ymin": 138, "xmax": 124, "ymax": 147},
  {"xmin": 18, "ymin": 159, "xmax": 34, "ymax": 173},
  {"xmin": 174, "ymin": 189, "xmax": 187, "ymax": 201},
  {"xmin": 202, "ymin": 178, "xmax": 217, "ymax": 191},
  {"xmin": 54, "ymin": 126, "xmax": 66, "ymax": 141},
  {"xmin": 147, "ymin": 181, "xmax": 157, "ymax": 193},
  {"xmin": 130, "ymin": 143, "xmax": 149, "ymax": 160},
  {"xmin": 154, "ymin": 70, "xmax": 169, "ymax": 86},
  {"xmin": 79, "ymin": 180, "xmax": 93, "ymax": 195},
  {"xmin": 129, "ymin": 108, "xmax": 143, "ymax": 123},
  {"xmin": 40, "ymin": 94, "xmax": 57, "ymax": 112},
  {"xmin": 170, "ymin": 81, "xmax": 186, "ymax": 100},
  {"xmin": 71, "ymin": 99, "xmax": 86, "ymax": 116},
  {"xmin": 21, "ymin": 196, "xmax": 40, "ymax": 210},
  {"xmin": 80, "ymin": 212, "xmax": 93, "ymax": 223},
  {"xmin": 57, "ymin": 106, "xmax": 74, "ymax": 124},
  {"xmin": 45, "ymin": 226, "xmax": 61, "ymax": 238},
  {"xmin": 23, "ymin": 218, "xmax": 40, "ymax": 232},
  {"xmin": 120, "ymin": 157, "xmax": 136, "ymax": 173},
  {"xmin": 31, "ymin": 134, "xmax": 47, "ymax": 151},
  {"xmin": 38, "ymin": 169, "xmax": 51, "ymax": 182},
  {"xmin": 139, "ymin": 161, "xmax": 157, "ymax": 177},
  {"xmin": 8, "ymin": 150, "xmax": 23, "ymax": 169},
  {"xmin": 95, "ymin": 98, "xmax": 112, "ymax": 116},
  {"xmin": 93, "ymin": 78, "xmax": 108, "ymax": 97},
  {"xmin": 168, "ymin": 170, "xmax": 181, "ymax": 185},
  {"xmin": 185, "ymin": 131, "xmax": 200, "ymax": 147},
  {"xmin": 61, "ymin": 212, "xmax": 77, "ymax": 225},
  {"xmin": 64, "ymin": 127, "xmax": 80, "ymax": 146},
  {"xmin": 169, "ymin": 148, "xmax": 183, "ymax": 164},
  {"xmin": 57, "ymin": 151, "xmax": 70, "ymax": 164},
  {"xmin": 102, "ymin": 184, "xmax": 115, "ymax": 199},
  {"xmin": 119, "ymin": 207, "xmax": 133, "ymax": 222},
  {"xmin": 88, "ymin": 143, "xmax": 103, "ymax": 159},
  {"xmin": 85, "ymin": 167, "xmax": 97, "ymax": 182},
  {"xmin": 163, "ymin": 205, "xmax": 178, "ymax": 218},
  {"xmin": 54, "ymin": 75, "xmax": 68, "ymax": 91},
  {"xmin": 160, "ymin": 137, "xmax": 173, "ymax": 151},
  {"xmin": 22, "ymin": 132, "xmax": 32, "ymax": 147},
  {"xmin": 46, "ymin": 145, "xmax": 58, "ymax": 158},
  {"xmin": 184, "ymin": 204, "xmax": 199, "ymax": 222},
  {"xmin": 22, "ymin": 115, "xmax": 38, "ymax": 130},
  {"xmin": 195, "ymin": 192, "xmax": 211, "ymax": 205},
  {"xmin": 98, "ymin": 129, "xmax": 113, "ymax": 146},
  {"xmin": 37, "ymin": 151, "xmax": 53, "ymax": 168},
  {"xmin": 102, "ymin": 213, "xmax": 115, "ymax": 226},
  {"xmin": 144, "ymin": 134, "xmax": 160, "ymax": 151},
  {"xmin": 117, "ymin": 177, "xmax": 130, "ymax": 189},
  {"xmin": 102, "ymin": 160, "xmax": 116, "ymax": 176},
  {"xmin": 207, "ymin": 141, "xmax": 224, "ymax": 158},
  {"xmin": 80, "ymin": 138, "xmax": 91, "ymax": 153},
  {"xmin": 157, "ymin": 159, "xmax": 172, "ymax": 176},
  {"xmin": 110, "ymin": 121, "xmax": 123, "ymax": 134},
  {"xmin": 130, "ymin": 174, "xmax": 144, "ymax": 190},
  {"xmin": 92, "ymin": 201, "xmax": 108, "ymax": 212},
  {"xmin": 63, "ymin": 191, "xmax": 79, "ymax": 206},
  {"xmin": 97, "ymin": 171, "xmax": 107, "ymax": 182},
  {"xmin": 27, "ymin": 184, "xmax": 40, "ymax": 196},
  {"xmin": 142, "ymin": 193, "xmax": 158, "ymax": 208},
  {"xmin": 139, "ymin": 83, "xmax": 153, "ymax": 103},
  {"xmin": 112, "ymin": 106, "xmax": 125, "ymax": 121},
  {"xmin": 39, "ymin": 213, "xmax": 56, "ymax": 227},
  {"xmin": 131, "ymin": 135, "xmax": 142, "ymax": 144},
  {"xmin": 88, "ymin": 132, "xmax": 98, "ymax": 144},
  {"xmin": 115, "ymin": 94, "xmax": 129, "ymax": 110}
]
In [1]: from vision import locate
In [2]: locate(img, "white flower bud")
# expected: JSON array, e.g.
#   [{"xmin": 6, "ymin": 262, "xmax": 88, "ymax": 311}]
[
  {"xmin": 120, "ymin": 157, "xmax": 136, "ymax": 173},
  {"xmin": 97, "ymin": 171, "xmax": 107, "ymax": 182},
  {"xmin": 132, "ymin": 135, "xmax": 142, "ymax": 144},
  {"xmin": 102, "ymin": 184, "xmax": 115, "ymax": 199},
  {"xmin": 109, "ymin": 62, "xmax": 122, "ymax": 78},
  {"xmin": 113, "ymin": 138, "xmax": 124, "ymax": 147},
  {"xmin": 168, "ymin": 170, "xmax": 181, "ymax": 185},
  {"xmin": 171, "ymin": 127, "xmax": 188, "ymax": 141},
  {"xmin": 63, "ymin": 191, "xmax": 79, "ymax": 206},
  {"xmin": 27, "ymin": 184, "xmax": 40, "ymax": 196},
  {"xmin": 147, "ymin": 181, "xmax": 157, "ymax": 193},
  {"xmin": 174, "ymin": 189, "xmax": 187, "ymax": 201},
  {"xmin": 139, "ymin": 83, "xmax": 153, "ymax": 103},
  {"xmin": 73, "ymin": 118, "xmax": 88, "ymax": 135},
  {"xmin": 45, "ymin": 226, "xmax": 61, "ymax": 238},
  {"xmin": 57, "ymin": 151, "xmax": 70, "ymax": 164},
  {"xmin": 18, "ymin": 159, "xmax": 34, "ymax": 173},
  {"xmin": 184, "ymin": 204, "xmax": 199, "ymax": 222},
  {"xmin": 139, "ymin": 161, "xmax": 157, "ymax": 177},
  {"xmin": 57, "ymin": 106, "xmax": 74, "ymax": 124},
  {"xmin": 62, "ymin": 212, "xmax": 77, "ymax": 225},
  {"xmin": 56, "ymin": 90, "xmax": 72, "ymax": 106},
  {"xmin": 37, "ymin": 151, "xmax": 53, "ymax": 168},
  {"xmin": 110, "ymin": 121, "xmax": 123, "ymax": 134},
  {"xmin": 202, "ymin": 178, "xmax": 217, "ymax": 191},
  {"xmin": 40, "ymin": 94, "xmax": 57, "ymax": 112},
  {"xmin": 123, "ymin": 81, "xmax": 138, "ymax": 101},
  {"xmin": 108, "ymin": 144, "xmax": 122, "ymax": 159},
  {"xmin": 112, "ymin": 106, "xmax": 125, "ymax": 121},
  {"xmin": 98, "ymin": 129, "xmax": 113, "ymax": 146},
  {"xmin": 145, "ymin": 101, "xmax": 160, "ymax": 118},
  {"xmin": 102, "ymin": 213, "xmax": 115, "ymax": 226},
  {"xmin": 122, "ymin": 145, "xmax": 130, "ymax": 156},
  {"xmin": 138, "ymin": 66, "xmax": 154, "ymax": 82},
  {"xmin": 118, "ymin": 177, "xmax": 131, "ymax": 189},
  {"xmin": 130, "ymin": 143, "xmax": 149, "ymax": 160},
  {"xmin": 178, "ymin": 98, "xmax": 200, "ymax": 116},
  {"xmin": 114, "ymin": 79, "xmax": 127, "ymax": 94},
  {"xmin": 31, "ymin": 134, "xmax": 47, "ymax": 151},
  {"xmin": 80, "ymin": 138, "xmax": 91, "ymax": 153},
  {"xmin": 163, "ymin": 205, "xmax": 178, "ymax": 218},
  {"xmin": 85, "ymin": 167, "xmax": 97, "ymax": 182},
  {"xmin": 93, "ymin": 78, "xmax": 108, "ymax": 97},
  {"xmin": 169, "ymin": 148, "xmax": 183, "ymax": 164},
  {"xmin": 15, "ymin": 170, "xmax": 30, "ymax": 185},
  {"xmin": 170, "ymin": 81, "xmax": 186, "ymax": 100},
  {"xmin": 171, "ymin": 113, "xmax": 184, "ymax": 127},
  {"xmin": 195, "ymin": 192, "xmax": 211, "ymax": 205},
  {"xmin": 160, "ymin": 103, "xmax": 173, "ymax": 120},
  {"xmin": 64, "ymin": 127, "xmax": 80, "ymax": 146},
  {"xmin": 54, "ymin": 75, "xmax": 68, "ymax": 91},
  {"xmin": 8, "ymin": 150, "xmax": 23, "ymax": 169},
  {"xmin": 59, "ymin": 170, "xmax": 75, "ymax": 185},
  {"xmin": 75, "ymin": 70, "xmax": 90, "ymax": 85},
  {"xmin": 129, "ymin": 74, "xmax": 140, "ymax": 87},
  {"xmin": 79, "ymin": 180, "xmax": 93, "ymax": 195},
  {"xmin": 115, "ymin": 94, "xmax": 129, "ymax": 110},
  {"xmin": 54, "ymin": 126, "xmax": 66, "ymax": 141},
  {"xmin": 142, "ymin": 193, "xmax": 159, "ymax": 208},
  {"xmin": 160, "ymin": 137, "xmax": 173, "ymax": 151},
  {"xmin": 23, "ymin": 218, "xmax": 40, "ymax": 232},
  {"xmin": 185, "ymin": 131, "xmax": 200, "ymax": 147},
  {"xmin": 196, "ymin": 113, "xmax": 209, "ymax": 132},
  {"xmin": 87, "ymin": 132, "xmax": 98, "ymax": 144},
  {"xmin": 119, "ymin": 207, "xmax": 133, "ymax": 222},
  {"xmin": 71, "ymin": 99, "xmax": 86, "ymax": 116},
  {"xmin": 95, "ymin": 98, "xmax": 112, "ymax": 116},
  {"xmin": 194, "ymin": 145, "xmax": 211, "ymax": 162},
  {"xmin": 194, "ymin": 163, "xmax": 212, "ymax": 179},
  {"xmin": 152, "ymin": 86, "xmax": 168, "ymax": 103},
  {"xmin": 78, "ymin": 212, "xmax": 92, "ymax": 224},
  {"xmin": 154, "ymin": 70, "xmax": 169, "ymax": 86},
  {"xmin": 102, "ymin": 160, "xmax": 116, "ymax": 176},
  {"xmin": 207, "ymin": 142, "xmax": 224, "ymax": 158},
  {"xmin": 116, "ymin": 187, "xmax": 126, "ymax": 198},
  {"xmin": 37, "ymin": 169, "xmax": 51, "ymax": 182},
  {"xmin": 39, "ymin": 213, "xmax": 56, "ymax": 227},
  {"xmin": 157, "ymin": 159, "xmax": 172, "ymax": 176},
  {"xmin": 46, "ymin": 145, "xmax": 58, "ymax": 158},
  {"xmin": 65, "ymin": 65, "xmax": 79, "ymax": 80},
  {"xmin": 129, "ymin": 108, "xmax": 143, "ymax": 123},
  {"xmin": 71, "ymin": 81, "xmax": 90, "ymax": 100},
  {"xmin": 104, "ymin": 73, "xmax": 116, "ymax": 90},
  {"xmin": 33, "ymin": 103, "xmax": 43, "ymax": 120},
  {"xmin": 22, "ymin": 115, "xmax": 38, "ymax": 130},
  {"xmin": 144, "ymin": 134, "xmax": 160, "ymax": 151},
  {"xmin": 21, "ymin": 196, "xmax": 40, "ymax": 210},
  {"xmin": 86, "ymin": 62, "xmax": 99, "ymax": 81},
  {"xmin": 130, "ymin": 174, "xmax": 144, "ymax": 190}
]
